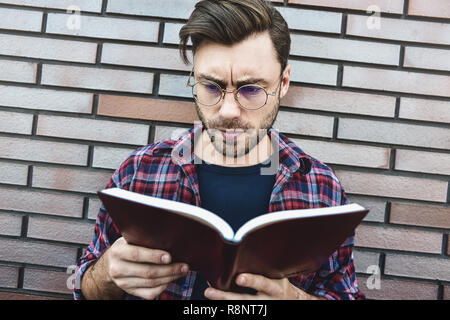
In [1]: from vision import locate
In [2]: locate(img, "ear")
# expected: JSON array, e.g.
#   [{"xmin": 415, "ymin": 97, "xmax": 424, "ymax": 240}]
[{"xmin": 279, "ymin": 63, "xmax": 291, "ymax": 100}]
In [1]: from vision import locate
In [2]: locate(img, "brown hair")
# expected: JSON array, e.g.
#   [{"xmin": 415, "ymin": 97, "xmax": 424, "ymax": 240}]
[{"xmin": 179, "ymin": 0, "xmax": 290, "ymax": 72}]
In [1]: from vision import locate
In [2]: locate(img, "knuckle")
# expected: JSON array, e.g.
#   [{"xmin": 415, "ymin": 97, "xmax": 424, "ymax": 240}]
[
  {"xmin": 145, "ymin": 268, "xmax": 156, "ymax": 279},
  {"xmin": 109, "ymin": 264, "xmax": 121, "ymax": 279},
  {"xmin": 130, "ymin": 247, "xmax": 140, "ymax": 262},
  {"xmin": 146, "ymin": 278, "xmax": 157, "ymax": 287}
]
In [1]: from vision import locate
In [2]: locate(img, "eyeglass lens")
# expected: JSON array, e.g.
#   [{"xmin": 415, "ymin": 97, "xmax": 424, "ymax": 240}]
[{"xmin": 193, "ymin": 81, "xmax": 268, "ymax": 110}]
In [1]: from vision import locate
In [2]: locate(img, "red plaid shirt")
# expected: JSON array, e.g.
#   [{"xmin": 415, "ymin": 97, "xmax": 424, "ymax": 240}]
[{"xmin": 74, "ymin": 123, "xmax": 365, "ymax": 300}]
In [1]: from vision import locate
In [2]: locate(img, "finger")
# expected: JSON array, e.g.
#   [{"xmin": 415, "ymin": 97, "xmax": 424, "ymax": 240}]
[
  {"xmin": 117, "ymin": 243, "xmax": 172, "ymax": 264},
  {"xmin": 128, "ymin": 284, "xmax": 169, "ymax": 300},
  {"xmin": 115, "ymin": 273, "xmax": 184, "ymax": 290},
  {"xmin": 204, "ymin": 287, "xmax": 260, "ymax": 300},
  {"xmin": 110, "ymin": 260, "xmax": 189, "ymax": 279},
  {"xmin": 235, "ymin": 273, "xmax": 275, "ymax": 294}
]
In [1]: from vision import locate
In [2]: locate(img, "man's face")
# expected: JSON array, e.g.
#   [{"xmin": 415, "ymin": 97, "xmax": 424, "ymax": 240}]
[{"xmin": 192, "ymin": 31, "xmax": 290, "ymax": 158}]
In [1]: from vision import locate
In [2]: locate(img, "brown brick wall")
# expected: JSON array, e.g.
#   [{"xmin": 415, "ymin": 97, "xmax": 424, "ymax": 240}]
[{"xmin": 0, "ymin": 0, "xmax": 448, "ymax": 300}]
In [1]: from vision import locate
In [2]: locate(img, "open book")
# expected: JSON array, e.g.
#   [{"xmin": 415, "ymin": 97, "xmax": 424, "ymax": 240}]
[{"xmin": 98, "ymin": 188, "xmax": 368, "ymax": 292}]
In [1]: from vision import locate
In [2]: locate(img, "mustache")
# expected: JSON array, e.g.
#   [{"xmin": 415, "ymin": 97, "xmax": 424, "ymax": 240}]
[{"xmin": 206, "ymin": 118, "xmax": 252, "ymax": 130}]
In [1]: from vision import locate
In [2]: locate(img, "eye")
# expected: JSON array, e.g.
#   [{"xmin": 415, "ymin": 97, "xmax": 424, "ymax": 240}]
[
  {"xmin": 239, "ymin": 86, "xmax": 263, "ymax": 96},
  {"xmin": 204, "ymin": 83, "xmax": 221, "ymax": 94}
]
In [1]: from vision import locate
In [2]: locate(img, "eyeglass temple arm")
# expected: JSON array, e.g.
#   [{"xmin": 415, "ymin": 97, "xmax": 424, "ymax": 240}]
[{"xmin": 187, "ymin": 68, "xmax": 194, "ymax": 87}]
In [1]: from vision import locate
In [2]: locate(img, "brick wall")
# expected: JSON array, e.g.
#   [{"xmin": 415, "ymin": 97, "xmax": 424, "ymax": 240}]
[{"xmin": 0, "ymin": 0, "xmax": 448, "ymax": 300}]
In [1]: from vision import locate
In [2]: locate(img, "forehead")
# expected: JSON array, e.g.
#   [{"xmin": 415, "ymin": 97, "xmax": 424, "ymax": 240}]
[{"xmin": 193, "ymin": 31, "xmax": 280, "ymax": 80}]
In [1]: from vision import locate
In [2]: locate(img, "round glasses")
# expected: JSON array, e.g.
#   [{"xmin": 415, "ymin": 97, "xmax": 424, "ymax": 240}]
[{"xmin": 187, "ymin": 69, "xmax": 282, "ymax": 111}]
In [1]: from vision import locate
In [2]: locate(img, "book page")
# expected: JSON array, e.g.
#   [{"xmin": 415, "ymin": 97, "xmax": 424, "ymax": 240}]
[
  {"xmin": 233, "ymin": 203, "xmax": 366, "ymax": 242},
  {"xmin": 101, "ymin": 188, "xmax": 235, "ymax": 241}
]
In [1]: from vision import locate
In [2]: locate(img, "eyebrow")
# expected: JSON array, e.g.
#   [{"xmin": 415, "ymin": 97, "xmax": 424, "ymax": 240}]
[{"xmin": 196, "ymin": 73, "xmax": 269, "ymax": 88}]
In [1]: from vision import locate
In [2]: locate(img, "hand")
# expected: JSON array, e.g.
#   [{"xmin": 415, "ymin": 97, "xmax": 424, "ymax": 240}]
[
  {"xmin": 204, "ymin": 273, "xmax": 324, "ymax": 300},
  {"xmin": 104, "ymin": 237, "xmax": 189, "ymax": 300}
]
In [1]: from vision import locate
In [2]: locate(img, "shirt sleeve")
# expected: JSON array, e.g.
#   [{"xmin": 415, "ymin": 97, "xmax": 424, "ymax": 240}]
[
  {"xmin": 289, "ymin": 185, "xmax": 366, "ymax": 300},
  {"xmin": 73, "ymin": 152, "xmax": 139, "ymax": 300}
]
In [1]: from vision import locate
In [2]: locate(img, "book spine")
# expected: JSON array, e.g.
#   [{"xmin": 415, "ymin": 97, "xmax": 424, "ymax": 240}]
[{"xmin": 214, "ymin": 241, "xmax": 239, "ymax": 291}]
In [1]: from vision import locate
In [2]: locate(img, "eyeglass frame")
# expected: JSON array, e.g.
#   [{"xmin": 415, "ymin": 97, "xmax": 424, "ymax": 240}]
[{"xmin": 186, "ymin": 68, "xmax": 284, "ymax": 111}]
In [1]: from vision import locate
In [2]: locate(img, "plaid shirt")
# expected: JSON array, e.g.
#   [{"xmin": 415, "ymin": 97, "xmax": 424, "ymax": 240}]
[{"xmin": 74, "ymin": 123, "xmax": 365, "ymax": 300}]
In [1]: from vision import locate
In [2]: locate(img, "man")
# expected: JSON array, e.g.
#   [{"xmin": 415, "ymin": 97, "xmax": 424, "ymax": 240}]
[{"xmin": 74, "ymin": 0, "xmax": 365, "ymax": 300}]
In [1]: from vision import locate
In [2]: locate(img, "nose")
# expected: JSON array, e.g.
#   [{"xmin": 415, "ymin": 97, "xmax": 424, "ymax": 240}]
[{"xmin": 218, "ymin": 89, "xmax": 241, "ymax": 119}]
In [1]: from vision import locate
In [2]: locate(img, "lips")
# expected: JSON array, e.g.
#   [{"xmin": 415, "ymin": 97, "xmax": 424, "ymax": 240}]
[{"xmin": 219, "ymin": 129, "xmax": 244, "ymax": 141}]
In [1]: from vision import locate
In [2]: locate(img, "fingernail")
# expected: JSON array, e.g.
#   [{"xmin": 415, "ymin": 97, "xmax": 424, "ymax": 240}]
[
  {"xmin": 181, "ymin": 265, "xmax": 189, "ymax": 273},
  {"xmin": 161, "ymin": 254, "xmax": 170, "ymax": 263},
  {"xmin": 205, "ymin": 289, "xmax": 214, "ymax": 298},
  {"xmin": 238, "ymin": 275, "xmax": 246, "ymax": 285}
]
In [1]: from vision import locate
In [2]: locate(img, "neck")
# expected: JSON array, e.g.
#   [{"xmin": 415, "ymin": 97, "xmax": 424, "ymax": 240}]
[{"xmin": 194, "ymin": 129, "xmax": 273, "ymax": 167}]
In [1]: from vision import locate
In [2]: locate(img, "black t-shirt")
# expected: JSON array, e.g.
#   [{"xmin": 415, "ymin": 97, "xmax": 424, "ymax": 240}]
[{"xmin": 190, "ymin": 156, "xmax": 276, "ymax": 299}]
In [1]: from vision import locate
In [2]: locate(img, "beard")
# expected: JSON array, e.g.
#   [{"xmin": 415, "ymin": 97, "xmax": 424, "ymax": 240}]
[{"xmin": 195, "ymin": 100, "xmax": 280, "ymax": 158}]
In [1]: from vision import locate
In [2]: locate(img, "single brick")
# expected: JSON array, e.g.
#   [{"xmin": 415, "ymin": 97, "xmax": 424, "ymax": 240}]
[
  {"xmin": 290, "ymin": 34, "xmax": 400, "ymax": 65},
  {"xmin": 278, "ymin": 7, "xmax": 342, "ymax": 33},
  {"xmin": 0, "ymin": 188, "xmax": 84, "ymax": 218},
  {"xmin": 0, "ymin": 85, "xmax": 93, "ymax": 113},
  {"xmin": 0, "ymin": 136, "xmax": 88, "ymax": 166},
  {"xmin": 390, "ymin": 202, "xmax": 450, "ymax": 229},
  {"xmin": 358, "ymin": 275, "xmax": 438, "ymax": 300},
  {"xmin": 41, "ymin": 64, "xmax": 154, "ymax": 94},
  {"xmin": 281, "ymin": 86, "xmax": 396, "ymax": 118},
  {"xmin": 36, "ymin": 114, "xmax": 149, "ymax": 145},
  {"xmin": 353, "ymin": 249, "xmax": 380, "ymax": 274},
  {"xmin": 408, "ymin": 0, "xmax": 450, "ymax": 19},
  {"xmin": 87, "ymin": 198, "xmax": 102, "ymax": 221},
  {"xmin": 97, "ymin": 94, "xmax": 198, "ymax": 124},
  {"xmin": 0, "ymin": 0, "xmax": 102, "ymax": 12},
  {"xmin": 0, "ymin": 7, "xmax": 42, "ymax": 32},
  {"xmin": 338, "ymin": 118, "xmax": 450, "ymax": 150},
  {"xmin": 347, "ymin": 14, "xmax": 450, "ymax": 45},
  {"xmin": 27, "ymin": 216, "xmax": 95, "ymax": 245},
  {"xmin": 0, "ymin": 292, "xmax": 65, "ymax": 300},
  {"xmin": 399, "ymin": 97, "xmax": 450, "ymax": 124},
  {"xmin": 288, "ymin": 0, "xmax": 404, "ymax": 14},
  {"xmin": 163, "ymin": 23, "xmax": 188, "ymax": 45},
  {"xmin": 159, "ymin": 74, "xmax": 192, "ymax": 98},
  {"xmin": 291, "ymin": 138, "xmax": 391, "ymax": 169},
  {"xmin": 273, "ymin": 111, "xmax": 334, "ymax": 137},
  {"xmin": 335, "ymin": 170, "xmax": 448, "ymax": 203},
  {"xmin": 355, "ymin": 225, "xmax": 442, "ymax": 254},
  {"xmin": 23, "ymin": 268, "xmax": 73, "ymax": 294},
  {"xmin": 106, "ymin": 0, "xmax": 197, "ymax": 19},
  {"xmin": 154, "ymin": 125, "xmax": 190, "ymax": 143},
  {"xmin": 0, "ymin": 265, "xmax": 19, "ymax": 288},
  {"xmin": 0, "ymin": 162, "xmax": 28, "ymax": 186},
  {"xmin": 0, "ymin": 238, "xmax": 78, "ymax": 268},
  {"xmin": 92, "ymin": 146, "xmax": 135, "ymax": 170},
  {"xmin": 395, "ymin": 149, "xmax": 450, "ymax": 176},
  {"xmin": 46, "ymin": 13, "xmax": 159, "ymax": 43},
  {"xmin": 0, "ymin": 34, "xmax": 97, "ymax": 63},
  {"xmin": 0, "ymin": 213, "xmax": 23, "ymax": 236},
  {"xmin": 343, "ymin": 65, "xmax": 450, "ymax": 97},
  {"xmin": 0, "ymin": 110, "xmax": 33, "ymax": 135},
  {"xmin": 404, "ymin": 46, "xmax": 450, "ymax": 72},
  {"xmin": 385, "ymin": 253, "xmax": 450, "ymax": 282},
  {"xmin": 0, "ymin": 60, "xmax": 36, "ymax": 83},
  {"xmin": 444, "ymin": 286, "xmax": 450, "ymax": 300},
  {"xmin": 346, "ymin": 195, "xmax": 387, "ymax": 223},
  {"xmin": 289, "ymin": 60, "xmax": 338, "ymax": 85},
  {"xmin": 32, "ymin": 166, "xmax": 112, "ymax": 194},
  {"xmin": 101, "ymin": 43, "xmax": 191, "ymax": 71}
]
